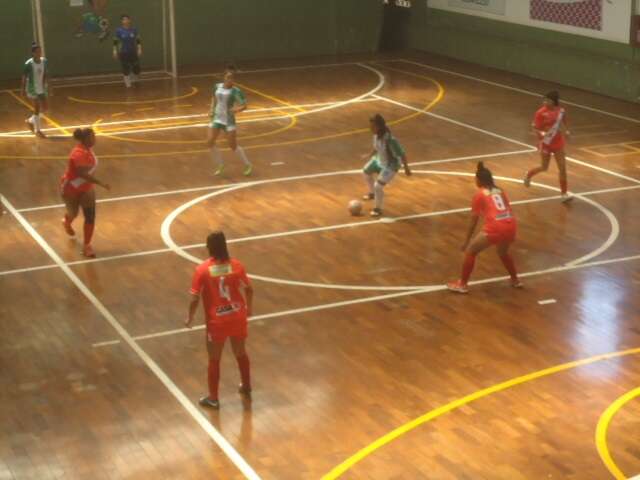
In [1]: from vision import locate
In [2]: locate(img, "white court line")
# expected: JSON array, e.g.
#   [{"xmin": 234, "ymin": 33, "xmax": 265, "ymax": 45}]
[
  {"xmin": 0, "ymin": 196, "xmax": 262, "ymax": 480},
  {"xmin": 0, "ymin": 98, "xmax": 379, "ymax": 137},
  {"xmin": 45, "ymin": 61, "xmax": 362, "ymax": 90},
  {"xmin": 396, "ymin": 59, "xmax": 640, "ymax": 125},
  {"xmin": 372, "ymin": 94, "xmax": 640, "ymax": 186},
  {"xmin": 92, "ymin": 251, "xmax": 640, "ymax": 347},
  {"xmin": 16, "ymin": 149, "xmax": 533, "ymax": 213},
  {"xmin": 538, "ymin": 299, "xmax": 557, "ymax": 305},
  {"xmin": 4, "ymin": 174, "xmax": 639, "ymax": 279},
  {"xmin": 160, "ymin": 170, "xmax": 619, "ymax": 291}
]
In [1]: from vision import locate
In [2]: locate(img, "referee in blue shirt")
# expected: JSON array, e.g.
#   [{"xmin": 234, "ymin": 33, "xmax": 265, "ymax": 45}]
[{"xmin": 112, "ymin": 14, "xmax": 142, "ymax": 88}]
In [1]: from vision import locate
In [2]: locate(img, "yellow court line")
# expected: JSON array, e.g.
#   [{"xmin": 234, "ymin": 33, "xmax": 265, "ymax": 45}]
[
  {"xmin": 67, "ymin": 86, "xmax": 199, "ymax": 105},
  {"xmin": 596, "ymin": 387, "xmax": 640, "ymax": 480},
  {"xmin": 6, "ymin": 91, "xmax": 72, "ymax": 136},
  {"xmin": 136, "ymin": 107, "xmax": 155, "ymax": 112},
  {"xmin": 0, "ymin": 75, "xmax": 444, "ymax": 159},
  {"xmin": 234, "ymin": 81, "xmax": 307, "ymax": 113},
  {"xmin": 111, "ymin": 112, "xmax": 126, "ymax": 118},
  {"xmin": 322, "ymin": 347, "xmax": 640, "ymax": 479}
]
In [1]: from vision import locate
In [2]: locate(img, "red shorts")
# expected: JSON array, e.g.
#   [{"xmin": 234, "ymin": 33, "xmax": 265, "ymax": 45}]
[
  {"xmin": 484, "ymin": 222, "xmax": 516, "ymax": 245},
  {"xmin": 60, "ymin": 179, "xmax": 93, "ymax": 199},
  {"xmin": 539, "ymin": 140, "xmax": 565, "ymax": 155},
  {"xmin": 206, "ymin": 318, "xmax": 248, "ymax": 343}
]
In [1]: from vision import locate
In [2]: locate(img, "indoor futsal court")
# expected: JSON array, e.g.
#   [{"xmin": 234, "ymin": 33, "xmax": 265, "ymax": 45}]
[{"xmin": 1, "ymin": 1, "xmax": 640, "ymax": 479}]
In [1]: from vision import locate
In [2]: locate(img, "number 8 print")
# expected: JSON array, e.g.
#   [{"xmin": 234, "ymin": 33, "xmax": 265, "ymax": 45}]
[{"xmin": 491, "ymin": 193, "xmax": 506, "ymax": 211}]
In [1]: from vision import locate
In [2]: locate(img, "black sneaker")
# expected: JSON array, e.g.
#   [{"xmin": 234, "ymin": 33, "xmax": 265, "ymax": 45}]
[
  {"xmin": 362, "ymin": 193, "xmax": 374, "ymax": 201},
  {"xmin": 370, "ymin": 208, "xmax": 382, "ymax": 217},
  {"xmin": 199, "ymin": 396, "xmax": 220, "ymax": 409},
  {"xmin": 238, "ymin": 384, "xmax": 252, "ymax": 396}
]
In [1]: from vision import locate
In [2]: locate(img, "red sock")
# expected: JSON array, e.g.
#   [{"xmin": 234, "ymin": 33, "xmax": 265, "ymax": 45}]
[
  {"xmin": 461, "ymin": 254, "xmax": 476, "ymax": 285},
  {"xmin": 83, "ymin": 222, "xmax": 95, "ymax": 245},
  {"xmin": 208, "ymin": 358, "xmax": 220, "ymax": 400},
  {"xmin": 236, "ymin": 354, "xmax": 251, "ymax": 389},
  {"xmin": 499, "ymin": 253, "xmax": 518, "ymax": 281},
  {"xmin": 560, "ymin": 179, "xmax": 568, "ymax": 194}
]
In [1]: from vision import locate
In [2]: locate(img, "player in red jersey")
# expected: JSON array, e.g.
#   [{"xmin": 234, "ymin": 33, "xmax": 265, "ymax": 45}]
[
  {"xmin": 523, "ymin": 91, "xmax": 572, "ymax": 202},
  {"xmin": 186, "ymin": 231, "xmax": 254, "ymax": 409},
  {"xmin": 60, "ymin": 128, "xmax": 110, "ymax": 258},
  {"xmin": 447, "ymin": 162, "xmax": 522, "ymax": 294}
]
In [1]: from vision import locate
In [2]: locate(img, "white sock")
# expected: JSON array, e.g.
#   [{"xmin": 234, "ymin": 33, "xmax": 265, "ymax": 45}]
[
  {"xmin": 374, "ymin": 181, "xmax": 385, "ymax": 210},
  {"xmin": 33, "ymin": 114, "xmax": 42, "ymax": 131},
  {"xmin": 235, "ymin": 146, "xmax": 251, "ymax": 166},
  {"xmin": 131, "ymin": 74, "xmax": 139, "ymax": 83},
  {"xmin": 211, "ymin": 147, "xmax": 223, "ymax": 168},
  {"xmin": 364, "ymin": 173, "xmax": 375, "ymax": 195},
  {"xmin": 124, "ymin": 75, "xmax": 132, "ymax": 87},
  {"xmin": 27, "ymin": 114, "xmax": 35, "ymax": 124}
]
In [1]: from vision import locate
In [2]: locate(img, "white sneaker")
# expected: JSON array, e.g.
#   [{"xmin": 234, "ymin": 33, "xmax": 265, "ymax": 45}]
[{"xmin": 561, "ymin": 193, "xmax": 573, "ymax": 203}]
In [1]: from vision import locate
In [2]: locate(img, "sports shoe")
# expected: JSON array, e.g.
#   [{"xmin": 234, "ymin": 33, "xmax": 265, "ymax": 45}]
[
  {"xmin": 25, "ymin": 119, "xmax": 35, "ymax": 134},
  {"xmin": 561, "ymin": 193, "xmax": 573, "ymax": 203},
  {"xmin": 36, "ymin": 130, "xmax": 47, "ymax": 139},
  {"xmin": 61, "ymin": 218, "xmax": 75, "ymax": 237},
  {"xmin": 511, "ymin": 279, "xmax": 524, "ymax": 289},
  {"xmin": 238, "ymin": 384, "xmax": 252, "ymax": 396},
  {"xmin": 523, "ymin": 173, "xmax": 531, "ymax": 188},
  {"xmin": 370, "ymin": 208, "xmax": 382, "ymax": 217},
  {"xmin": 82, "ymin": 244, "xmax": 96, "ymax": 258},
  {"xmin": 362, "ymin": 193, "xmax": 374, "ymax": 201},
  {"xmin": 213, "ymin": 164, "xmax": 224, "ymax": 176},
  {"xmin": 199, "ymin": 396, "xmax": 220, "ymax": 409},
  {"xmin": 447, "ymin": 280, "xmax": 469, "ymax": 294},
  {"xmin": 243, "ymin": 164, "xmax": 253, "ymax": 176}
]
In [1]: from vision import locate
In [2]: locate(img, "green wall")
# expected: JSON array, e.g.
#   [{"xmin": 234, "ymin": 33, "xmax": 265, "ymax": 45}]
[
  {"xmin": 175, "ymin": 0, "xmax": 383, "ymax": 67},
  {"xmin": 407, "ymin": 6, "xmax": 640, "ymax": 102},
  {"xmin": 0, "ymin": 0, "xmax": 35, "ymax": 81}
]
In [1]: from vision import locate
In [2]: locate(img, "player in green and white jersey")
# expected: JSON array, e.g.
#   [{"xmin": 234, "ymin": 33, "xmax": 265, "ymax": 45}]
[
  {"xmin": 362, "ymin": 114, "xmax": 411, "ymax": 217},
  {"xmin": 207, "ymin": 67, "xmax": 252, "ymax": 176},
  {"xmin": 21, "ymin": 43, "xmax": 49, "ymax": 138}
]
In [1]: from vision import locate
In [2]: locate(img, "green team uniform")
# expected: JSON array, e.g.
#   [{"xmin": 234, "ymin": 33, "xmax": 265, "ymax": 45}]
[
  {"xmin": 23, "ymin": 57, "xmax": 48, "ymax": 99},
  {"xmin": 363, "ymin": 132, "xmax": 405, "ymax": 183},
  {"xmin": 210, "ymin": 82, "xmax": 246, "ymax": 131}
]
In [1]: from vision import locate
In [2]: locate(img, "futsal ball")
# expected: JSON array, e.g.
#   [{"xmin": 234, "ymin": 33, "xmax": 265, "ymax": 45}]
[{"xmin": 348, "ymin": 199, "xmax": 363, "ymax": 216}]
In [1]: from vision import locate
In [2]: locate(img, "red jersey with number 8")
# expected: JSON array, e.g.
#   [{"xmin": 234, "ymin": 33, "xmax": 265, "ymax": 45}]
[
  {"xmin": 190, "ymin": 258, "xmax": 250, "ymax": 325},
  {"xmin": 472, "ymin": 187, "xmax": 517, "ymax": 243}
]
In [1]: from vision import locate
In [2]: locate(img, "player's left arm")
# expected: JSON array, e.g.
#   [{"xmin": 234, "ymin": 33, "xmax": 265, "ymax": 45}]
[
  {"xmin": 462, "ymin": 214, "xmax": 480, "ymax": 252},
  {"xmin": 562, "ymin": 110, "xmax": 570, "ymax": 138},
  {"xmin": 232, "ymin": 89, "xmax": 247, "ymax": 114},
  {"xmin": 186, "ymin": 294, "xmax": 200, "ymax": 328},
  {"xmin": 136, "ymin": 29, "xmax": 142, "ymax": 56}
]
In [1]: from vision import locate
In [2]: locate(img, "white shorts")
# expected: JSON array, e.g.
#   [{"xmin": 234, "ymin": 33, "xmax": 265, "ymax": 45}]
[{"xmin": 378, "ymin": 168, "xmax": 397, "ymax": 185}]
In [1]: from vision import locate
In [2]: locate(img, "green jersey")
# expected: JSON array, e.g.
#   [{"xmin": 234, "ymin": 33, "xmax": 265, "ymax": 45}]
[
  {"xmin": 23, "ymin": 57, "xmax": 48, "ymax": 97},
  {"xmin": 373, "ymin": 132, "xmax": 405, "ymax": 170},
  {"xmin": 212, "ymin": 83, "xmax": 246, "ymax": 127}
]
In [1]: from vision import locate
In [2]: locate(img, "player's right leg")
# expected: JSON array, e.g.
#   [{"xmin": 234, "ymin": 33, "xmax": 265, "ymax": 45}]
[
  {"xmin": 61, "ymin": 190, "xmax": 80, "ymax": 237},
  {"xmin": 495, "ymin": 240, "xmax": 522, "ymax": 288},
  {"xmin": 207, "ymin": 126, "xmax": 224, "ymax": 175},
  {"xmin": 230, "ymin": 336, "xmax": 251, "ymax": 395},
  {"xmin": 362, "ymin": 156, "xmax": 381, "ymax": 201},
  {"xmin": 524, "ymin": 150, "xmax": 551, "ymax": 187},
  {"xmin": 79, "ymin": 189, "xmax": 97, "ymax": 257},
  {"xmin": 200, "ymin": 333, "xmax": 226, "ymax": 408},
  {"xmin": 447, "ymin": 232, "xmax": 492, "ymax": 293}
]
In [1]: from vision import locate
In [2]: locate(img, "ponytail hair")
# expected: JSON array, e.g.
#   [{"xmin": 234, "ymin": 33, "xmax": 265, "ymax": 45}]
[
  {"xmin": 206, "ymin": 231, "xmax": 230, "ymax": 262},
  {"xmin": 545, "ymin": 90, "xmax": 560, "ymax": 106},
  {"xmin": 73, "ymin": 128, "xmax": 95, "ymax": 146},
  {"xmin": 369, "ymin": 113, "xmax": 389, "ymax": 139},
  {"xmin": 476, "ymin": 161, "xmax": 496, "ymax": 189}
]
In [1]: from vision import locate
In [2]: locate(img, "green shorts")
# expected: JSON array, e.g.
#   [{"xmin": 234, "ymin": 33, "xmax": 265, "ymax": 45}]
[
  {"xmin": 27, "ymin": 92, "xmax": 47, "ymax": 101},
  {"xmin": 210, "ymin": 121, "xmax": 236, "ymax": 132}
]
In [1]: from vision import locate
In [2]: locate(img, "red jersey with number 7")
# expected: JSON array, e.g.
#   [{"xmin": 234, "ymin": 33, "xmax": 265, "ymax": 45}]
[
  {"xmin": 472, "ymin": 187, "xmax": 516, "ymax": 235},
  {"xmin": 190, "ymin": 258, "xmax": 250, "ymax": 325}
]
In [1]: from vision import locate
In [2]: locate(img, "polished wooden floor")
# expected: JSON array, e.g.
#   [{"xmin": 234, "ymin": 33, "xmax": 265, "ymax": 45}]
[{"xmin": 1, "ymin": 52, "xmax": 640, "ymax": 480}]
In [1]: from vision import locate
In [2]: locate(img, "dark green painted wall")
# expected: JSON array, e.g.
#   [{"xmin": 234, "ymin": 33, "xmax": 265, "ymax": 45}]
[
  {"xmin": 174, "ymin": 0, "xmax": 383, "ymax": 67},
  {"xmin": 407, "ymin": 7, "xmax": 640, "ymax": 101},
  {"xmin": 0, "ymin": 0, "xmax": 35, "ymax": 80}
]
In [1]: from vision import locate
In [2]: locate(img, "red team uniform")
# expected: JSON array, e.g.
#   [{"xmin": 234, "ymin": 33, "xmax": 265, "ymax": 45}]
[
  {"xmin": 190, "ymin": 258, "xmax": 251, "ymax": 342},
  {"xmin": 61, "ymin": 145, "xmax": 98, "ymax": 198},
  {"xmin": 533, "ymin": 105, "xmax": 566, "ymax": 155},
  {"xmin": 472, "ymin": 187, "xmax": 516, "ymax": 245}
]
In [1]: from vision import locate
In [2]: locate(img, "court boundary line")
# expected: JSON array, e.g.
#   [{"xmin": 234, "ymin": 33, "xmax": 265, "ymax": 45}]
[
  {"xmin": 395, "ymin": 59, "xmax": 640, "ymax": 125},
  {"xmin": 0, "ymin": 194, "xmax": 262, "ymax": 480},
  {"xmin": 321, "ymin": 345, "xmax": 640, "ymax": 479},
  {"xmin": 91, "ymin": 251, "xmax": 640, "ymax": 348},
  {"xmin": 4, "ymin": 169, "xmax": 638, "ymax": 280},
  {"xmin": 372, "ymin": 92, "xmax": 640, "ymax": 186},
  {"xmin": 596, "ymin": 387, "xmax": 640, "ymax": 480}
]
